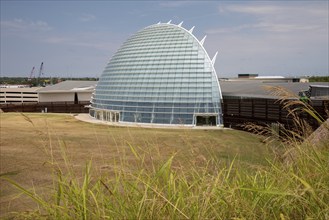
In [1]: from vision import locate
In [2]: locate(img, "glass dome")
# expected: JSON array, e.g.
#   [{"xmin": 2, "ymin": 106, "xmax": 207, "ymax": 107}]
[{"xmin": 90, "ymin": 22, "xmax": 223, "ymax": 126}]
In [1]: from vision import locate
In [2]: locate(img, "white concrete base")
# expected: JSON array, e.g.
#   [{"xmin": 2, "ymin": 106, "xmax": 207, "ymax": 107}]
[{"xmin": 75, "ymin": 113, "xmax": 227, "ymax": 130}]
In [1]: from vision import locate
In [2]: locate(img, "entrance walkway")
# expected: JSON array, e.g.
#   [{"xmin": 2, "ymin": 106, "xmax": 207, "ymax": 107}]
[{"xmin": 75, "ymin": 114, "xmax": 226, "ymax": 130}]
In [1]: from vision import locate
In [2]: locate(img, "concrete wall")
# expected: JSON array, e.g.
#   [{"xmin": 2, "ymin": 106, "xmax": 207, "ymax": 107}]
[
  {"xmin": 38, "ymin": 91, "xmax": 92, "ymax": 102},
  {"xmin": 78, "ymin": 92, "xmax": 92, "ymax": 102},
  {"xmin": 39, "ymin": 93, "xmax": 73, "ymax": 102}
]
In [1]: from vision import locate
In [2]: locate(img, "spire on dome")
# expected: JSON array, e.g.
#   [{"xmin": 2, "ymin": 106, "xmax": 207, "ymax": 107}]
[
  {"xmin": 189, "ymin": 26, "xmax": 195, "ymax": 33},
  {"xmin": 200, "ymin": 35, "xmax": 207, "ymax": 45},
  {"xmin": 212, "ymin": 51, "xmax": 218, "ymax": 65}
]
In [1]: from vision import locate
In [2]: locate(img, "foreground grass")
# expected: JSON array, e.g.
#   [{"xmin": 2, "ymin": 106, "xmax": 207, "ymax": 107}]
[
  {"xmin": 1, "ymin": 113, "xmax": 268, "ymax": 218},
  {"xmin": 1, "ymin": 113, "xmax": 328, "ymax": 219}
]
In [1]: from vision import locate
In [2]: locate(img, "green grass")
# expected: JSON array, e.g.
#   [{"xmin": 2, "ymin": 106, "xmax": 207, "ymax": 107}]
[{"xmin": 1, "ymin": 113, "xmax": 328, "ymax": 219}]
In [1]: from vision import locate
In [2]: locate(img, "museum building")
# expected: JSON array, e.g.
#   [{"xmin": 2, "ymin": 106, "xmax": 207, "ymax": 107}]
[{"xmin": 89, "ymin": 21, "xmax": 223, "ymax": 126}]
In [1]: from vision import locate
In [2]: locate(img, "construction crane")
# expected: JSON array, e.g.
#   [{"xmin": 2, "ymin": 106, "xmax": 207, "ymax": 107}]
[
  {"xmin": 37, "ymin": 62, "xmax": 44, "ymax": 86},
  {"xmin": 27, "ymin": 66, "xmax": 35, "ymax": 81},
  {"xmin": 38, "ymin": 62, "xmax": 44, "ymax": 78}
]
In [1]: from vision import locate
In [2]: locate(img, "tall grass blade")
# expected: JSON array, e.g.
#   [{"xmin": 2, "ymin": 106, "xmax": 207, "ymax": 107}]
[
  {"xmin": 1, "ymin": 177, "xmax": 48, "ymax": 208},
  {"xmin": 132, "ymin": 173, "xmax": 189, "ymax": 219},
  {"xmin": 128, "ymin": 142, "xmax": 140, "ymax": 160},
  {"xmin": 0, "ymin": 170, "xmax": 20, "ymax": 177},
  {"xmin": 156, "ymin": 155, "xmax": 174, "ymax": 178},
  {"xmin": 225, "ymin": 155, "xmax": 236, "ymax": 181},
  {"xmin": 291, "ymin": 174, "xmax": 315, "ymax": 197}
]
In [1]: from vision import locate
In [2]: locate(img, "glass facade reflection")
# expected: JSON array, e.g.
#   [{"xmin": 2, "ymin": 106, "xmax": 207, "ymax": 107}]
[{"xmin": 90, "ymin": 22, "xmax": 223, "ymax": 126}]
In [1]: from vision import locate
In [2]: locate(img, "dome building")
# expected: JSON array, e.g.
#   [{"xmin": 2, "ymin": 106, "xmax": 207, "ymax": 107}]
[{"xmin": 90, "ymin": 21, "xmax": 223, "ymax": 126}]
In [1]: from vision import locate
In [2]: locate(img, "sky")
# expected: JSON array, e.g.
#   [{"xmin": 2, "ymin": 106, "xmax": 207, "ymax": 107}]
[{"xmin": 1, "ymin": 0, "xmax": 328, "ymax": 78}]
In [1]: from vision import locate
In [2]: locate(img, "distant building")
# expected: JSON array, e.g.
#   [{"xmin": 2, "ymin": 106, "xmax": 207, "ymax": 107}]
[
  {"xmin": 222, "ymin": 74, "xmax": 309, "ymax": 83},
  {"xmin": 238, "ymin": 73, "xmax": 258, "ymax": 78},
  {"xmin": 220, "ymin": 81, "xmax": 329, "ymax": 128},
  {"xmin": 37, "ymin": 80, "xmax": 96, "ymax": 103},
  {"xmin": 0, "ymin": 84, "xmax": 31, "ymax": 88},
  {"xmin": 0, "ymin": 87, "xmax": 40, "ymax": 103},
  {"xmin": 0, "ymin": 80, "xmax": 96, "ymax": 104},
  {"xmin": 219, "ymin": 81, "xmax": 323, "ymax": 99}
]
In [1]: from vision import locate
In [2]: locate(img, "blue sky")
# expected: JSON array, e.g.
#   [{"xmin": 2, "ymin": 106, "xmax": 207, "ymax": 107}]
[{"xmin": 1, "ymin": 1, "xmax": 328, "ymax": 78}]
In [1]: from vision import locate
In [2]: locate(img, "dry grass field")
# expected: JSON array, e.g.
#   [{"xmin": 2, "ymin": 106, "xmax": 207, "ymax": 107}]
[{"xmin": 0, "ymin": 113, "xmax": 271, "ymax": 217}]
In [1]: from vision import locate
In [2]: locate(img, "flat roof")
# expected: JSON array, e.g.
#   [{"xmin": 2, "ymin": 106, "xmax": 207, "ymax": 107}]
[
  {"xmin": 37, "ymin": 80, "xmax": 97, "ymax": 93},
  {"xmin": 219, "ymin": 81, "xmax": 329, "ymax": 99}
]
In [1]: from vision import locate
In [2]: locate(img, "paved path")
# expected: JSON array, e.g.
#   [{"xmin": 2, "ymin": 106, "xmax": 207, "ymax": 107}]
[{"xmin": 75, "ymin": 113, "xmax": 226, "ymax": 130}]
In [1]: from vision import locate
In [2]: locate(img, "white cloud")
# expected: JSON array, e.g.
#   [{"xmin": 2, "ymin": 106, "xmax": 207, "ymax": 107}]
[
  {"xmin": 1, "ymin": 17, "xmax": 116, "ymax": 52},
  {"xmin": 213, "ymin": 2, "xmax": 328, "ymax": 34},
  {"xmin": 44, "ymin": 32, "xmax": 120, "ymax": 52},
  {"xmin": 1, "ymin": 18, "xmax": 52, "ymax": 32},
  {"xmin": 224, "ymin": 4, "xmax": 280, "ymax": 15},
  {"xmin": 206, "ymin": 22, "xmax": 324, "ymax": 34},
  {"xmin": 159, "ymin": 1, "xmax": 190, "ymax": 8},
  {"xmin": 79, "ymin": 14, "xmax": 96, "ymax": 22},
  {"xmin": 204, "ymin": 2, "xmax": 328, "ymax": 76}
]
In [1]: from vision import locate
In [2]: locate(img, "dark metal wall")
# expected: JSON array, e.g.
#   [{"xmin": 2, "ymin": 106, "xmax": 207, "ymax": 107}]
[
  {"xmin": 0, "ymin": 101, "xmax": 90, "ymax": 113},
  {"xmin": 222, "ymin": 97, "xmax": 329, "ymax": 129}
]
